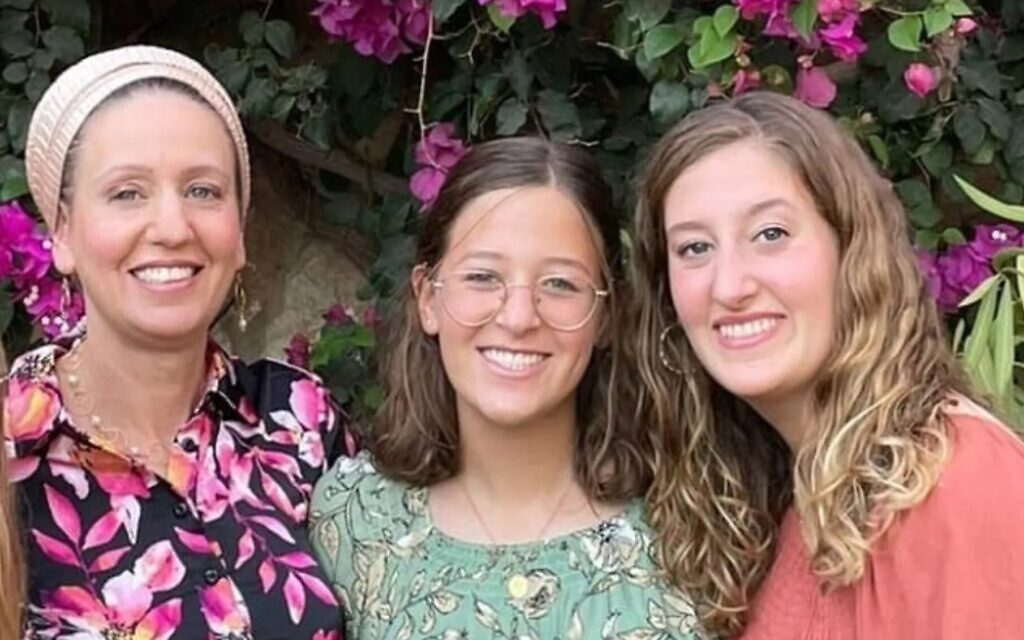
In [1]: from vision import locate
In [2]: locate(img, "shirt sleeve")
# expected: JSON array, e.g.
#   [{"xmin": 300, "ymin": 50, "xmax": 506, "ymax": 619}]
[{"xmin": 856, "ymin": 412, "xmax": 1024, "ymax": 640}]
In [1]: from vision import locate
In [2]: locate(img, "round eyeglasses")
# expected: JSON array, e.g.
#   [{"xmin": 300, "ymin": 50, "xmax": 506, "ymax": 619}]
[{"xmin": 430, "ymin": 268, "xmax": 608, "ymax": 331}]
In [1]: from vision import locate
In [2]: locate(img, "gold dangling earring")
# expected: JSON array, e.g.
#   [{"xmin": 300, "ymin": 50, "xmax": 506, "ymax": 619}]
[
  {"xmin": 658, "ymin": 324, "xmax": 686, "ymax": 375},
  {"xmin": 60, "ymin": 277, "xmax": 73, "ymax": 315},
  {"xmin": 233, "ymin": 271, "xmax": 258, "ymax": 332}
]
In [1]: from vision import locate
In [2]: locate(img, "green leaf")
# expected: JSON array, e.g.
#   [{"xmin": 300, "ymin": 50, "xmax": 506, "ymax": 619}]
[
  {"xmin": 1005, "ymin": 118, "xmax": 1024, "ymax": 162},
  {"xmin": 649, "ymin": 80, "xmax": 690, "ymax": 126},
  {"xmin": 945, "ymin": 0, "xmax": 973, "ymax": 17},
  {"xmin": 221, "ymin": 61, "xmax": 250, "ymax": 95},
  {"xmin": 31, "ymin": 49, "xmax": 56, "ymax": 71},
  {"xmin": 942, "ymin": 227, "xmax": 967, "ymax": 245},
  {"xmin": 432, "ymin": 0, "xmax": 467, "ymax": 25},
  {"xmin": 952, "ymin": 318, "xmax": 966, "ymax": 353},
  {"xmin": 24, "ymin": 70, "xmax": 49, "ymax": 102},
  {"xmin": 495, "ymin": 98, "xmax": 528, "ymax": 135},
  {"xmin": 954, "ymin": 175, "xmax": 1024, "ymax": 222},
  {"xmin": 0, "ymin": 174, "xmax": 27, "ymax": 202},
  {"xmin": 39, "ymin": 0, "xmax": 90, "ymax": 33},
  {"xmin": 536, "ymin": 90, "xmax": 582, "ymax": 141},
  {"xmin": 643, "ymin": 24, "xmax": 685, "ymax": 60},
  {"xmin": 962, "ymin": 280, "xmax": 999, "ymax": 370},
  {"xmin": 923, "ymin": 7, "xmax": 954, "ymax": 37},
  {"xmin": 790, "ymin": 0, "xmax": 818, "ymax": 40},
  {"xmin": 953, "ymin": 106, "xmax": 986, "ymax": 155},
  {"xmin": 240, "ymin": 11, "xmax": 264, "ymax": 46},
  {"xmin": 958, "ymin": 61, "xmax": 1002, "ymax": 98},
  {"xmin": 688, "ymin": 29, "xmax": 736, "ymax": 69},
  {"xmin": 693, "ymin": 16, "xmax": 713, "ymax": 35},
  {"xmin": 264, "ymin": 20, "xmax": 297, "ymax": 59},
  {"xmin": 992, "ymin": 279, "xmax": 1015, "ymax": 396},
  {"xmin": 486, "ymin": 4, "xmax": 516, "ymax": 32},
  {"xmin": 269, "ymin": 94, "xmax": 295, "ymax": 122},
  {"xmin": 977, "ymin": 98, "xmax": 1011, "ymax": 141},
  {"xmin": 921, "ymin": 141, "xmax": 953, "ymax": 176},
  {"xmin": 713, "ymin": 5, "xmax": 739, "ymax": 37},
  {"xmin": 888, "ymin": 16, "xmax": 923, "ymax": 52},
  {"xmin": 867, "ymin": 134, "xmax": 889, "ymax": 169},
  {"xmin": 2, "ymin": 61, "xmax": 27, "ymax": 84},
  {"xmin": 42, "ymin": 26, "xmax": 84, "ymax": 63},
  {"xmin": 239, "ymin": 77, "xmax": 275, "ymax": 117},
  {"xmin": 968, "ymin": 138, "xmax": 996, "ymax": 165},
  {"xmin": 1017, "ymin": 255, "xmax": 1024, "ymax": 324},
  {"xmin": 6, "ymin": 100, "xmax": 31, "ymax": 153},
  {"xmin": 0, "ymin": 30, "xmax": 33, "ymax": 58},
  {"xmin": 629, "ymin": 0, "xmax": 672, "ymax": 31},
  {"xmin": 897, "ymin": 178, "xmax": 940, "ymax": 228},
  {"xmin": 959, "ymin": 273, "xmax": 1001, "ymax": 307},
  {"xmin": 502, "ymin": 52, "xmax": 533, "ymax": 101}
]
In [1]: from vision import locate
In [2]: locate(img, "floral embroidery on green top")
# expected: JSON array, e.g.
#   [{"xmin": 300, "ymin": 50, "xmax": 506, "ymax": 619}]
[{"xmin": 309, "ymin": 453, "xmax": 705, "ymax": 640}]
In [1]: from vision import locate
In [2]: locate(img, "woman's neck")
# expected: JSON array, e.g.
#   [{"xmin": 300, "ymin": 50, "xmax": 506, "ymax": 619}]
[
  {"xmin": 748, "ymin": 388, "xmax": 815, "ymax": 453},
  {"xmin": 68, "ymin": 322, "xmax": 209, "ymax": 445},
  {"xmin": 429, "ymin": 401, "xmax": 607, "ymax": 545}
]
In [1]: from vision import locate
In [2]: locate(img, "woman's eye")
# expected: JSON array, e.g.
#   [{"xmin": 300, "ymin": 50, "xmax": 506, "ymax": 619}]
[
  {"xmin": 111, "ymin": 188, "xmax": 140, "ymax": 202},
  {"xmin": 460, "ymin": 270, "xmax": 501, "ymax": 285},
  {"xmin": 756, "ymin": 226, "xmax": 789, "ymax": 243},
  {"xmin": 187, "ymin": 184, "xmax": 219, "ymax": 199},
  {"xmin": 676, "ymin": 241, "xmax": 711, "ymax": 258},
  {"xmin": 540, "ymin": 276, "xmax": 584, "ymax": 294}
]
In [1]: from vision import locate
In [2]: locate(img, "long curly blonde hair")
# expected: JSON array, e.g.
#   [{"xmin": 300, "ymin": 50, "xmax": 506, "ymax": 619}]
[{"xmin": 630, "ymin": 92, "xmax": 969, "ymax": 636}]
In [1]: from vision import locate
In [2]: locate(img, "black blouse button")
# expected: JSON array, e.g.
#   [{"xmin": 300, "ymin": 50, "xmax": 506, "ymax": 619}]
[
  {"xmin": 203, "ymin": 567, "xmax": 221, "ymax": 585},
  {"xmin": 172, "ymin": 502, "xmax": 189, "ymax": 518}
]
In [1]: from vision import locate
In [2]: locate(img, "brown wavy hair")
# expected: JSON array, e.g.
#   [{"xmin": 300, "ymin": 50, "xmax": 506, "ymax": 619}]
[
  {"xmin": 630, "ymin": 91, "xmax": 969, "ymax": 636},
  {"xmin": 372, "ymin": 136, "xmax": 649, "ymax": 502},
  {"xmin": 1, "ymin": 345, "xmax": 25, "ymax": 637}
]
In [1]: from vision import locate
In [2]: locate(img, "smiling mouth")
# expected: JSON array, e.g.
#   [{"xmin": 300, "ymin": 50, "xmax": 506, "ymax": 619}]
[
  {"xmin": 716, "ymin": 317, "xmax": 779, "ymax": 340},
  {"xmin": 479, "ymin": 347, "xmax": 550, "ymax": 371},
  {"xmin": 130, "ymin": 265, "xmax": 201, "ymax": 285}
]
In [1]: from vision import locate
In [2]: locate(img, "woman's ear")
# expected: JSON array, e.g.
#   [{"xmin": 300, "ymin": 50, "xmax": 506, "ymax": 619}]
[
  {"xmin": 412, "ymin": 263, "xmax": 439, "ymax": 335},
  {"xmin": 51, "ymin": 204, "xmax": 76, "ymax": 276}
]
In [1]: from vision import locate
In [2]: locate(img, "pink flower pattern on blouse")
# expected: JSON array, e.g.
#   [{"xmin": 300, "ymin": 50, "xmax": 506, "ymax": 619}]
[{"xmin": 4, "ymin": 338, "xmax": 347, "ymax": 639}]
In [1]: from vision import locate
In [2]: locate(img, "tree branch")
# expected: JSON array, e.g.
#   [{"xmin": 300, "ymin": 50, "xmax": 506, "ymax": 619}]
[{"xmin": 250, "ymin": 120, "xmax": 409, "ymax": 196}]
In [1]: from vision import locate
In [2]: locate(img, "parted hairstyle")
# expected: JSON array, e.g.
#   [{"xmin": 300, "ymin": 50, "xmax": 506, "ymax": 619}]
[
  {"xmin": 630, "ymin": 91, "xmax": 969, "ymax": 636},
  {"xmin": 372, "ymin": 136, "xmax": 650, "ymax": 502}
]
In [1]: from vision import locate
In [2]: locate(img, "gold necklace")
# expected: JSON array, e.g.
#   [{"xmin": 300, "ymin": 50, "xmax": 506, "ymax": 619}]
[
  {"xmin": 458, "ymin": 473, "xmax": 576, "ymax": 545},
  {"xmin": 59, "ymin": 341, "xmax": 170, "ymax": 469}
]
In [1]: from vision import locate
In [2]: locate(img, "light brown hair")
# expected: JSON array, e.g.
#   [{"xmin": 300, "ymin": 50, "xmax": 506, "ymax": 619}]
[
  {"xmin": 372, "ymin": 136, "xmax": 649, "ymax": 502},
  {"xmin": 630, "ymin": 91, "xmax": 968, "ymax": 635},
  {"xmin": 0, "ymin": 344, "xmax": 25, "ymax": 636}
]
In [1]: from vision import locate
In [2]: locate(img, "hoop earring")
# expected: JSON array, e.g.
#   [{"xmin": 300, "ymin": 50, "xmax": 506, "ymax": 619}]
[
  {"xmin": 233, "ymin": 271, "xmax": 259, "ymax": 332},
  {"xmin": 658, "ymin": 324, "xmax": 686, "ymax": 375},
  {"xmin": 60, "ymin": 277, "xmax": 73, "ymax": 315}
]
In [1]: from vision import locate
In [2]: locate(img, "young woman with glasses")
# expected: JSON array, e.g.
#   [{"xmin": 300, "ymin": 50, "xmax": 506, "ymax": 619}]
[{"xmin": 310, "ymin": 137, "xmax": 705, "ymax": 639}]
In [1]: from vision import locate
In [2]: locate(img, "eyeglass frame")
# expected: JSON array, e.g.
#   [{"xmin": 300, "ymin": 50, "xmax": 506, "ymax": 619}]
[{"xmin": 424, "ymin": 266, "xmax": 610, "ymax": 332}]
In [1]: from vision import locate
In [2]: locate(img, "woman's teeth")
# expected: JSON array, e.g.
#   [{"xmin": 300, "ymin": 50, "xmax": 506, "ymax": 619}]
[
  {"xmin": 718, "ymin": 317, "xmax": 777, "ymax": 339},
  {"xmin": 481, "ymin": 348, "xmax": 545, "ymax": 370},
  {"xmin": 133, "ymin": 266, "xmax": 197, "ymax": 284}
]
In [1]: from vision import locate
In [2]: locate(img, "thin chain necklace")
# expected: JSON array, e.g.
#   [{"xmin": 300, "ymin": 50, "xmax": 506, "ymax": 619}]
[
  {"xmin": 458, "ymin": 473, "xmax": 577, "ymax": 545},
  {"xmin": 59, "ymin": 340, "xmax": 171, "ymax": 470}
]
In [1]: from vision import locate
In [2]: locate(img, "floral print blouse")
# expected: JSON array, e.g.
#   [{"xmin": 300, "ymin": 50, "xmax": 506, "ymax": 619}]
[
  {"xmin": 309, "ymin": 453, "xmax": 706, "ymax": 640},
  {"xmin": 4, "ymin": 339, "xmax": 348, "ymax": 639}
]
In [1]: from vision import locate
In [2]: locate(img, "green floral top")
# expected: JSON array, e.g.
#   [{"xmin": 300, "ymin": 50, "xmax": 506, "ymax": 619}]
[{"xmin": 309, "ymin": 453, "xmax": 705, "ymax": 640}]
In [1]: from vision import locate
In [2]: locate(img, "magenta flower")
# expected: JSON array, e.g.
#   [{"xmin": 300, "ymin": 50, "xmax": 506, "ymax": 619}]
[
  {"xmin": 955, "ymin": 18, "xmax": 978, "ymax": 35},
  {"xmin": 360, "ymin": 306, "xmax": 380, "ymax": 328},
  {"xmin": 793, "ymin": 66, "xmax": 837, "ymax": 108},
  {"xmin": 322, "ymin": 304, "xmax": 353, "ymax": 327},
  {"xmin": 410, "ymin": 122, "xmax": 467, "ymax": 209},
  {"xmin": 311, "ymin": 0, "xmax": 427, "ymax": 63},
  {"xmin": 903, "ymin": 63, "xmax": 938, "ymax": 98},
  {"xmin": 968, "ymin": 223, "xmax": 1022, "ymax": 261},
  {"xmin": 937, "ymin": 243, "xmax": 992, "ymax": 311},
  {"xmin": 478, "ymin": 0, "xmax": 567, "ymax": 29},
  {"xmin": 284, "ymin": 334, "xmax": 311, "ymax": 369},
  {"xmin": 733, "ymin": 69, "xmax": 762, "ymax": 95},
  {"xmin": 818, "ymin": 14, "xmax": 867, "ymax": 61},
  {"xmin": 817, "ymin": 0, "xmax": 859, "ymax": 23}
]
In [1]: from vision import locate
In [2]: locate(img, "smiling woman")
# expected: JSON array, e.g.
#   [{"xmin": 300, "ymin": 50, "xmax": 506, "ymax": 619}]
[
  {"xmin": 309, "ymin": 137, "xmax": 706, "ymax": 640},
  {"xmin": 3, "ymin": 46, "xmax": 347, "ymax": 638}
]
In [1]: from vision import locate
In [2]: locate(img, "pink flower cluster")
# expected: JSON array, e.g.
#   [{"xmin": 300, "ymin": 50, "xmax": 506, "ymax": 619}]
[
  {"xmin": 478, "ymin": 0, "xmax": 567, "ymax": 29},
  {"xmin": 916, "ymin": 224, "xmax": 1023, "ymax": 313},
  {"xmin": 409, "ymin": 122, "xmax": 468, "ymax": 209},
  {"xmin": 0, "ymin": 202, "xmax": 84, "ymax": 339},
  {"xmin": 312, "ymin": 0, "xmax": 429, "ymax": 64},
  {"xmin": 735, "ymin": 0, "xmax": 866, "ymax": 108}
]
